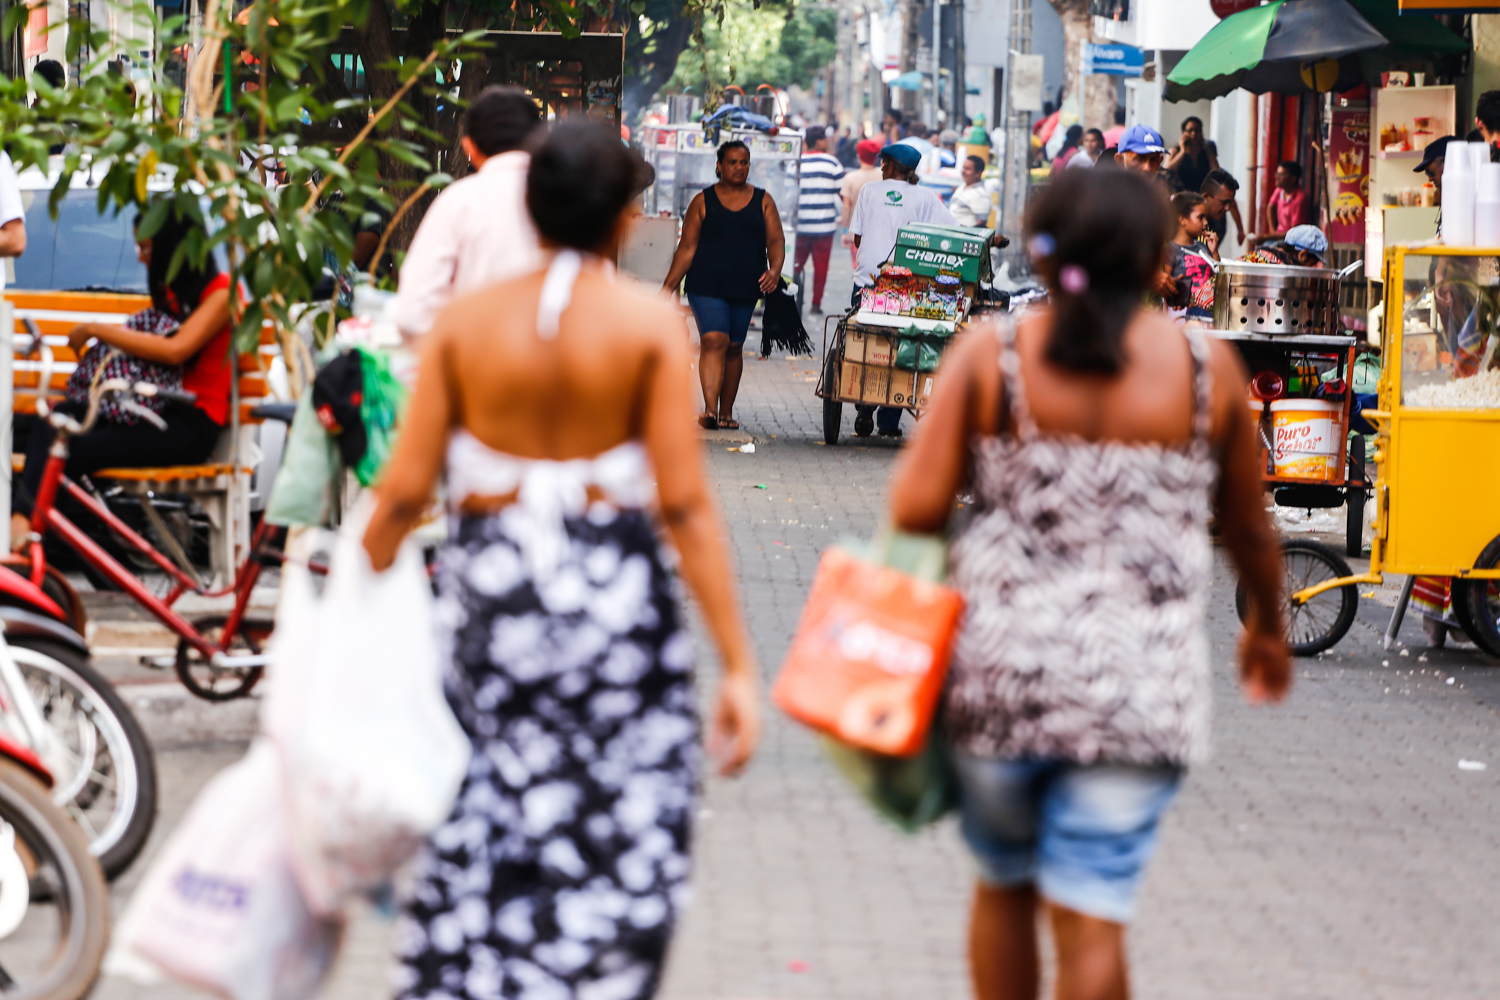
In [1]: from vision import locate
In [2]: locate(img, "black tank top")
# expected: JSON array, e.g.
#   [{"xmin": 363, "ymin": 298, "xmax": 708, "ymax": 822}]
[{"xmin": 685, "ymin": 186, "xmax": 768, "ymax": 302}]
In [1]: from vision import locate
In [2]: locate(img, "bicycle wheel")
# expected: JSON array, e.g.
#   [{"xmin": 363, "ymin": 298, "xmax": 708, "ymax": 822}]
[
  {"xmin": 175, "ymin": 615, "xmax": 271, "ymax": 701},
  {"xmin": 1236, "ymin": 539, "xmax": 1358, "ymax": 656},
  {"xmin": 1463, "ymin": 534, "xmax": 1500, "ymax": 660},
  {"xmin": 10, "ymin": 640, "xmax": 158, "ymax": 881},
  {"xmin": 0, "ymin": 757, "xmax": 110, "ymax": 1000}
]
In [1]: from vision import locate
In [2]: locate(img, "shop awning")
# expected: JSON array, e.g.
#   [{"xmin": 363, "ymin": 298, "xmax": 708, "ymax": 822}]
[
  {"xmin": 1165, "ymin": 0, "xmax": 1386, "ymax": 102},
  {"xmin": 1165, "ymin": 0, "xmax": 1467, "ymax": 103}
]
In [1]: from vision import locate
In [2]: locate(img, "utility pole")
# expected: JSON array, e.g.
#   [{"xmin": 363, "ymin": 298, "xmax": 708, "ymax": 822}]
[{"xmin": 1001, "ymin": 0, "xmax": 1032, "ymax": 276}]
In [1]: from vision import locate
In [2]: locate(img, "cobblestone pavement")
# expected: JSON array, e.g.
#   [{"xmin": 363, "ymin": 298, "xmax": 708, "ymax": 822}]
[{"xmin": 94, "ymin": 252, "xmax": 1500, "ymax": 999}]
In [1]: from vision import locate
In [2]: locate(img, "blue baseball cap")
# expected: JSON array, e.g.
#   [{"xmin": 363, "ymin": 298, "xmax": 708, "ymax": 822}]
[
  {"xmin": 880, "ymin": 142, "xmax": 923, "ymax": 170},
  {"xmin": 1118, "ymin": 123, "xmax": 1165, "ymax": 155},
  {"xmin": 1284, "ymin": 224, "xmax": 1329, "ymax": 262}
]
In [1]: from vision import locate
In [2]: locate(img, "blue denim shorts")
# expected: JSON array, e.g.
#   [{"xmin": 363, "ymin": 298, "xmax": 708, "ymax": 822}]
[
  {"xmin": 953, "ymin": 754, "xmax": 1183, "ymax": 924},
  {"xmin": 687, "ymin": 295, "xmax": 757, "ymax": 345}
]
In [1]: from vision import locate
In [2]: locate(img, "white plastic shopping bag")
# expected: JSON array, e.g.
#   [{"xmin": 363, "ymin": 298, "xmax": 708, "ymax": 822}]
[
  {"xmin": 108, "ymin": 741, "xmax": 343, "ymax": 1000},
  {"xmin": 263, "ymin": 496, "xmax": 469, "ymax": 915}
]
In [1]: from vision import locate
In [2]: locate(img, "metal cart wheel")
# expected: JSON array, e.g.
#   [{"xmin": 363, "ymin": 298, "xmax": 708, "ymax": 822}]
[
  {"xmin": 822, "ymin": 346, "xmax": 843, "ymax": 445},
  {"xmin": 1236, "ymin": 539, "xmax": 1358, "ymax": 656},
  {"xmin": 1461, "ymin": 535, "xmax": 1500, "ymax": 660}
]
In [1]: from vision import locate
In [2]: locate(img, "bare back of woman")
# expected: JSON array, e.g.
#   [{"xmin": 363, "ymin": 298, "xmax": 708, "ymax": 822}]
[{"xmin": 363, "ymin": 123, "xmax": 758, "ymax": 1000}]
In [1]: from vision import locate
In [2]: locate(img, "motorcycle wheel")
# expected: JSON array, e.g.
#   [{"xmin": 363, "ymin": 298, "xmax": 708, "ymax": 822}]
[
  {"xmin": 0, "ymin": 756, "xmax": 109, "ymax": 1000},
  {"xmin": 9, "ymin": 640, "xmax": 157, "ymax": 881}
]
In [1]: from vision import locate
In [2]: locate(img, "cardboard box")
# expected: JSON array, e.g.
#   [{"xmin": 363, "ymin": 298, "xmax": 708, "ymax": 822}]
[
  {"xmin": 845, "ymin": 327, "xmax": 894, "ymax": 366},
  {"xmin": 911, "ymin": 370, "xmax": 940, "ymax": 409},
  {"xmin": 838, "ymin": 361, "xmax": 893, "ymax": 405},
  {"xmin": 893, "ymin": 244, "xmax": 987, "ymax": 282},
  {"xmin": 896, "ymin": 224, "xmax": 993, "ymax": 257},
  {"xmin": 888, "ymin": 368, "xmax": 919, "ymax": 407}
]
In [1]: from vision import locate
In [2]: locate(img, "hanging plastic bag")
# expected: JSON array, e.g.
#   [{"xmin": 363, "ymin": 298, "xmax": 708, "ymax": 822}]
[
  {"xmin": 108, "ymin": 741, "xmax": 343, "ymax": 1000},
  {"xmin": 773, "ymin": 530, "xmax": 964, "ymax": 757},
  {"xmin": 263, "ymin": 394, "xmax": 340, "ymax": 528},
  {"xmin": 262, "ymin": 496, "xmax": 468, "ymax": 915}
]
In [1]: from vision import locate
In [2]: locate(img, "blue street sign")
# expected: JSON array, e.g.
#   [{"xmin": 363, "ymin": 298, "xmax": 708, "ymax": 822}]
[{"xmin": 1081, "ymin": 42, "xmax": 1144, "ymax": 77}]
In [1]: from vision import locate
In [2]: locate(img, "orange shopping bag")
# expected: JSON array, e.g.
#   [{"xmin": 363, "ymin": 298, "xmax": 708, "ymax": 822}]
[{"xmin": 773, "ymin": 545, "xmax": 965, "ymax": 757}]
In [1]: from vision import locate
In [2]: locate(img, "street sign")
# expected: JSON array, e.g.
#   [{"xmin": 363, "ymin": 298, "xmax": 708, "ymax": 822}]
[
  {"xmin": 1081, "ymin": 42, "xmax": 1143, "ymax": 78},
  {"xmin": 1010, "ymin": 53, "xmax": 1045, "ymax": 112}
]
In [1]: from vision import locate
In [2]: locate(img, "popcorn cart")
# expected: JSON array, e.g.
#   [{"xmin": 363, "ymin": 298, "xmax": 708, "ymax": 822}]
[
  {"xmin": 1237, "ymin": 245, "xmax": 1500, "ymax": 659},
  {"xmin": 816, "ymin": 224, "xmax": 1006, "ymax": 444}
]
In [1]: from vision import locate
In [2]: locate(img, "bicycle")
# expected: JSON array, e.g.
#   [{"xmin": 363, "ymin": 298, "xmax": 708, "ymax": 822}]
[
  {"xmin": 9, "ymin": 323, "xmax": 308, "ymax": 702},
  {"xmin": 0, "ymin": 631, "xmax": 110, "ymax": 999}
]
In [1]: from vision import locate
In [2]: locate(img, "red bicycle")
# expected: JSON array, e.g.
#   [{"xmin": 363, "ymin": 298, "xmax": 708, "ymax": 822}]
[{"xmin": 6, "ymin": 322, "xmax": 309, "ymax": 701}]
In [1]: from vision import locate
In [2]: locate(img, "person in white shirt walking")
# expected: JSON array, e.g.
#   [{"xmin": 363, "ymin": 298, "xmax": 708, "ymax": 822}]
[
  {"xmin": 848, "ymin": 142, "xmax": 957, "ymax": 438},
  {"xmin": 794, "ymin": 125, "xmax": 844, "ymax": 315},
  {"xmin": 1066, "ymin": 128, "xmax": 1106, "ymax": 170},
  {"xmin": 950, "ymin": 155, "xmax": 992, "ymax": 228},
  {"xmin": 0, "ymin": 151, "xmax": 26, "ymax": 289},
  {"xmin": 394, "ymin": 86, "xmax": 542, "ymax": 340}
]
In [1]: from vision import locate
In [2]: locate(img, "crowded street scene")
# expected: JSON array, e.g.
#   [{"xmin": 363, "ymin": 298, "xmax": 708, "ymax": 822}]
[{"xmin": 0, "ymin": 0, "xmax": 1496, "ymax": 997}]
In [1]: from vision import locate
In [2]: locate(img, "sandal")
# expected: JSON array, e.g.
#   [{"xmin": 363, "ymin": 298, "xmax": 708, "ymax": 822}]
[
  {"xmin": 718, "ymin": 417, "xmax": 740, "ymax": 430},
  {"xmin": 697, "ymin": 413, "xmax": 719, "ymax": 430}
]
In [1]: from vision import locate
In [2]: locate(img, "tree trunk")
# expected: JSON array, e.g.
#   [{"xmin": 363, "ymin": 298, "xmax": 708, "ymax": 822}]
[
  {"xmin": 1049, "ymin": 0, "xmax": 1117, "ymax": 131},
  {"xmin": 622, "ymin": 13, "xmax": 694, "ymax": 122}
]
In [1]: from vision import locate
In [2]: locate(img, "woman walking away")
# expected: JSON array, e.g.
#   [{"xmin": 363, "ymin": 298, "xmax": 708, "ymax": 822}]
[
  {"xmin": 364, "ymin": 121, "xmax": 761, "ymax": 1000},
  {"xmin": 888, "ymin": 167, "xmax": 1290, "ymax": 1000},
  {"xmin": 661, "ymin": 140, "xmax": 785, "ymax": 431}
]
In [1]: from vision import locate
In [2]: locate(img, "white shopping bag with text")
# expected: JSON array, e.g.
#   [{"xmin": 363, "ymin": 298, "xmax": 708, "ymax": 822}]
[
  {"xmin": 109, "ymin": 741, "xmax": 343, "ymax": 1000},
  {"xmin": 263, "ymin": 497, "xmax": 469, "ymax": 915}
]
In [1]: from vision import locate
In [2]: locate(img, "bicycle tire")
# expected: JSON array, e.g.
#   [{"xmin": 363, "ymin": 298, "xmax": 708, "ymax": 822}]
[
  {"xmin": 9, "ymin": 639, "xmax": 158, "ymax": 881},
  {"xmin": 1236, "ymin": 539, "xmax": 1358, "ymax": 656},
  {"xmin": 175, "ymin": 615, "xmax": 269, "ymax": 701},
  {"xmin": 0, "ymin": 756, "xmax": 110, "ymax": 1000},
  {"xmin": 1463, "ymin": 534, "xmax": 1500, "ymax": 661}
]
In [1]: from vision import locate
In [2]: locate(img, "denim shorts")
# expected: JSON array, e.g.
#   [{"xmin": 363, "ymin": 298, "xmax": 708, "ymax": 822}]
[
  {"xmin": 953, "ymin": 754, "xmax": 1183, "ymax": 924},
  {"xmin": 687, "ymin": 295, "xmax": 757, "ymax": 345}
]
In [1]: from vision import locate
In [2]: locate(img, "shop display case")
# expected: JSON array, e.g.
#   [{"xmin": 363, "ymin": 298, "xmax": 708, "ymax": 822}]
[{"xmin": 1366, "ymin": 85, "xmax": 1453, "ymax": 266}]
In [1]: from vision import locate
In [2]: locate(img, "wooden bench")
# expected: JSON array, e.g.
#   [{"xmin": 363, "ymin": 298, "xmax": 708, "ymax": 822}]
[{"xmin": 8, "ymin": 290, "xmax": 280, "ymax": 586}]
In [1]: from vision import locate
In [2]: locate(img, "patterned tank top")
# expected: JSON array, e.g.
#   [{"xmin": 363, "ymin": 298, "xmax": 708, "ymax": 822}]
[{"xmin": 944, "ymin": 320, "xmax": 1219, "ymax": 766}]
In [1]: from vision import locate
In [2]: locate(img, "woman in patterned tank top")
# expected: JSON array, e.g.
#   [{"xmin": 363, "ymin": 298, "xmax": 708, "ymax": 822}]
[{"xmin": 888, "ymin": 168, "xmax": 1291, "ymax": 1000}]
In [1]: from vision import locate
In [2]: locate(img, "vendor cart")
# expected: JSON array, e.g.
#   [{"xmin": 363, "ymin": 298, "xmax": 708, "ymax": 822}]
[
  {"xmin": 1210, "ymin": 330, "xmax": 1374, "ymax": 558},
  {"xmin": 815, "ymin": 223, "xmax": 1005, "ymax": 444},
  {"xmin": 1235, "ymin": 245, "xmax": 1500, "ymax": 659}
]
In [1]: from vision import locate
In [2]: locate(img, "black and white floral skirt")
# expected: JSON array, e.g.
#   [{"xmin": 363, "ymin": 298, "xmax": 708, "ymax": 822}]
[{"xmin": 394, "ymin": 506, "xmax": 699, "ymax": 1000}]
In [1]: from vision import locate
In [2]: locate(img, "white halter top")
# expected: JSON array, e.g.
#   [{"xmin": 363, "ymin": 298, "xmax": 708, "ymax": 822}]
[{"xmin": 444, "ymin": 251, "xmax": 655, "ymax": 576}]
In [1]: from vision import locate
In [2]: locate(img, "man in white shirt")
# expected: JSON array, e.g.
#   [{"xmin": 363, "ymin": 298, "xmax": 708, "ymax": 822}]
[
  {"xmin": 0, "ymin": 152, "xmax": 27, "ymax": 290},
  {"xmin": 394, "ymin": 87, "xmax": 542, "ymax": 340},
  {"xmin": 849, "ymin": 143, "xmax": 957, "ymax": 290},
  {"xmin": 1066, "ymin": 128, "xmax": 1105, "ymax": 169},
  {"xmin": 848, "ymin": 143, "xmax": 957, "ymax": 438},
  {"xmin": 949, "ymin": 155, "xmax": 992, "ymax": 227}
]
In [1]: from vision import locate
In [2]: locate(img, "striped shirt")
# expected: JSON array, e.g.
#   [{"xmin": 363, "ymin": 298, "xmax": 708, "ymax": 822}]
[{"xmin": 797, "ymin": 152, "xmax": 845, "ymax": 236}]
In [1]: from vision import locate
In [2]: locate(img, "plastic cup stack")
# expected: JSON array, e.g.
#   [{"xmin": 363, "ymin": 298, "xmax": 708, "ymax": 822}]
[
  {"xmin": 1443, "ymin": 139, "xmax": 1476, "ymax": 246},
  {"xmin": 1472, "ymin": 140, "xmax": 1494, "ymax": 175},
  {"xmin": 1478, "ymin": 161, "xmax": 1500, "ymax": 247}
]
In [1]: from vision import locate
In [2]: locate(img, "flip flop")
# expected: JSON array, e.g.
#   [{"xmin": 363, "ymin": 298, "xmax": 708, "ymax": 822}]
[
  {"xmin": 719, "ymin": 417, "xmax": 740, "ymax": 430},
  {"xmin": 698, "ymin": 413, "xmax": 719, "ymax": 430}
]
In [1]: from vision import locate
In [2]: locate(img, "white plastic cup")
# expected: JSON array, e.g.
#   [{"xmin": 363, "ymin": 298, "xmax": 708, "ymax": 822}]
[
  {"xmin": 1478, "ymin": 199, "xmax": 1500, "ymax": 247},
  {"xmin": 1479, "ymin": 162, "xmax": 1500, "ymax": 202},
  {"xmin": 1442, "ymin": 177, "xmax": 1476, "ymax": 245},
  {"xmin": 1473, "ymin": 141, "xmax": 1494, "ymax": 175}
]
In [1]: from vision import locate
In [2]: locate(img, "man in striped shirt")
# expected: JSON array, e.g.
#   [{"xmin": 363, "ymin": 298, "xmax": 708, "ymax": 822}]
[{"xmin": 795, "ymin": 125, "xmax": 845, "ymax": 314}]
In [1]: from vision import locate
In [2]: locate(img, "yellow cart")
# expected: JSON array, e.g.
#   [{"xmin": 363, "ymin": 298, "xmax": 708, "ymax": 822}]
[{"xmin": 1238, "ymin": 245, "xmax": 1500, "ymax": 657}]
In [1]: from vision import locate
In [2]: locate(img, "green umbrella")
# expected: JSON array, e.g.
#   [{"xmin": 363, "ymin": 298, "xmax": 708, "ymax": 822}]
[{"xmin": 1165, "ymin": 0, "xmax": 1463, "ymax": 103}]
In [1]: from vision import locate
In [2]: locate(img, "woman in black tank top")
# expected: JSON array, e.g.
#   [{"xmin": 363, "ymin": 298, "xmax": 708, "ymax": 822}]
[{"xmin": 662, "ymin": 140, "xmax": 786, "ymax": 430}]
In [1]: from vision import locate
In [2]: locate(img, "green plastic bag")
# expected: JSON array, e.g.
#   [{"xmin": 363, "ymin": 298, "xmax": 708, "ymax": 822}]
[
  {"xmin": 894, "ymin": 337, "xmax": 944, "ymax": 373},
  {"xmin": 818, "ymin": 528, "xmax": 960, "ymax": 833},
  {"xmin": 264, "ymin": 394, "xmax": 340, "ymax": 527}
]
